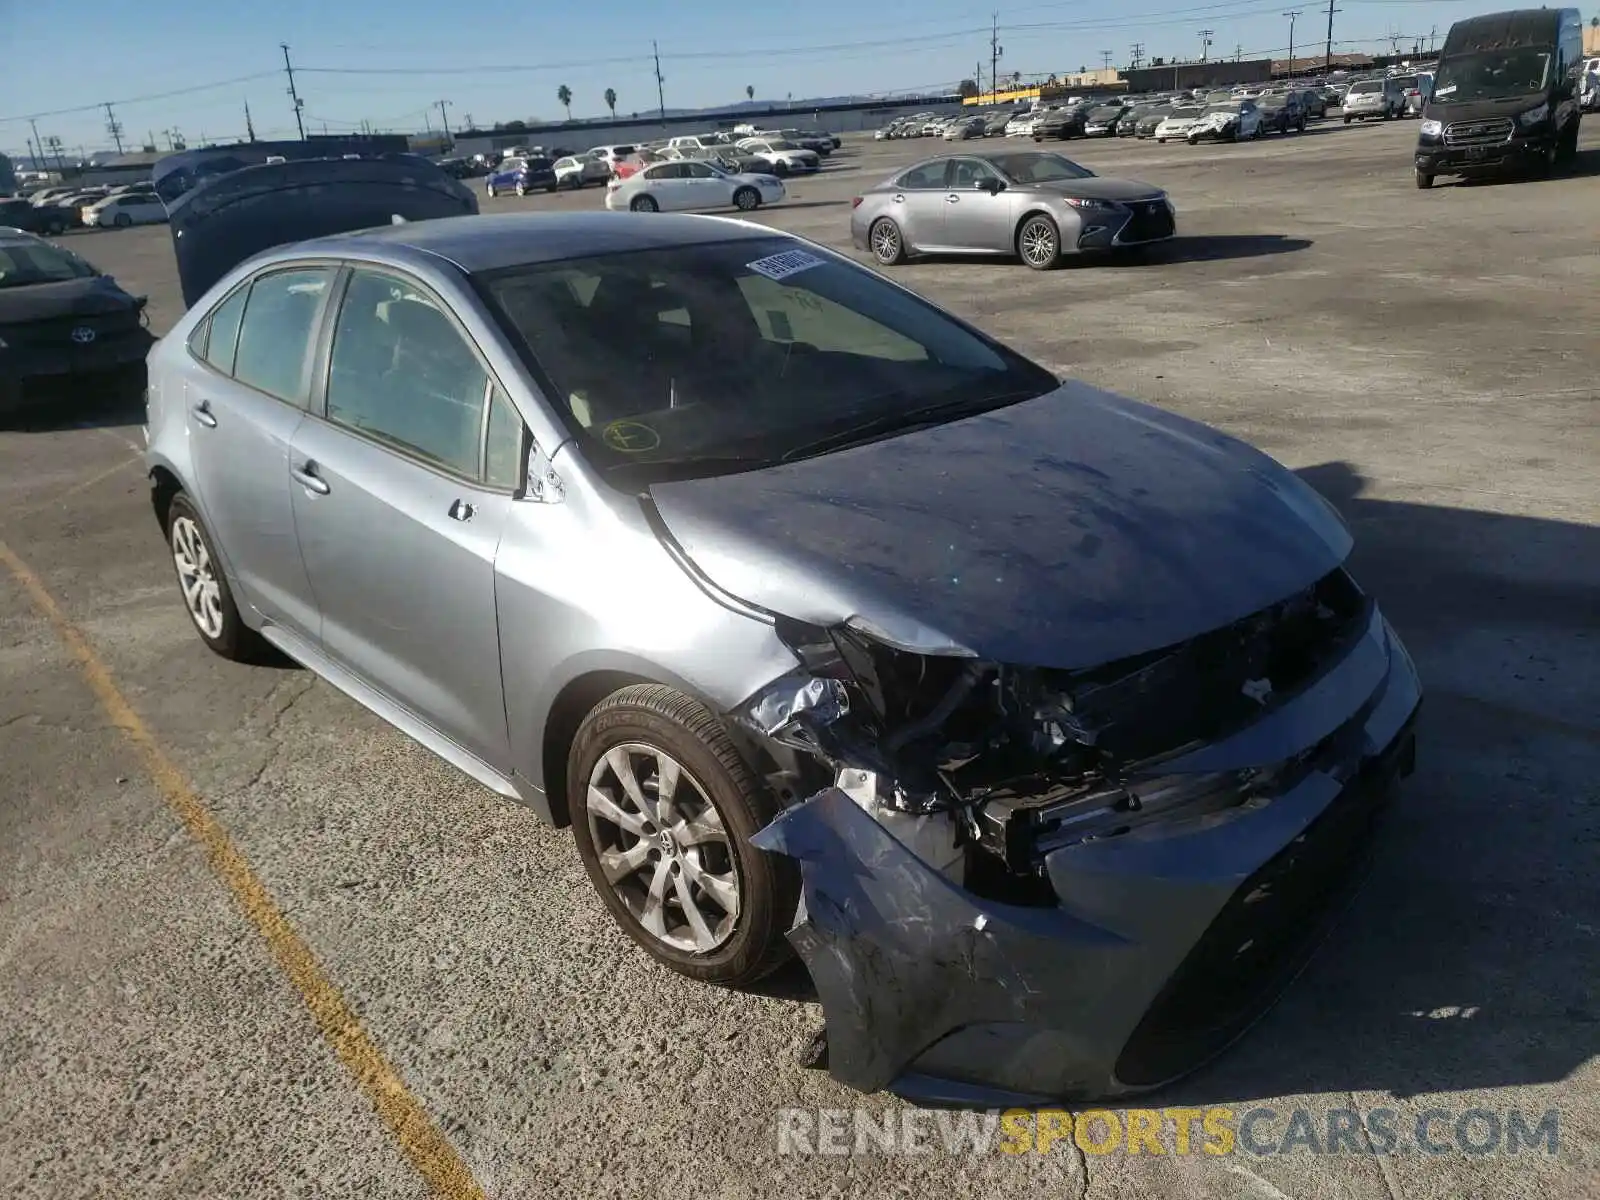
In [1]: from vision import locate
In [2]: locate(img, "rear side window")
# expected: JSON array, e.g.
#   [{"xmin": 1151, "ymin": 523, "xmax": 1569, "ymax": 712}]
[
  {"xmin": 324, "ymin": 269, "xmax": 491, "ymax": 479},
  {"xmin": 232, "ymin": 268, "xmax": 332, "ymax": 404},
  {"xmin": 198, "ymin": 285, "xmax": 248, "ymax": 374}
]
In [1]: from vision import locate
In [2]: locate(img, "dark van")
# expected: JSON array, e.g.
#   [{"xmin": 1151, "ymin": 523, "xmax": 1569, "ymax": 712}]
[{"xmin": 1414, "ymin": 8, "xmax": 1584, "ymax": 188}]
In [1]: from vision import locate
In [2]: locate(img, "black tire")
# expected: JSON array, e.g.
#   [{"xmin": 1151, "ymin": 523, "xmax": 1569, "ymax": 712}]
[
  {"xmin": 1415, "ymin": 169, "xmax": 1434, "ymax": 190},
  {"xmin": 567, "ymin": 684, "xmax": 799, "ymax": 987},
  {"xmin": 1017, "ymin": 213, "xmax": 1061, "ymax": 270},
  {"xmin": 732, "ymin": 186, "xmax": 760, "ymax": 211},
  {"xmin": 486, "ymin": 183, "xmax": 498, "ymax": 198},
  {"xmin": 868, "ymin": 217, "xmax": 906, "ymax": 265},
  {"xmin": 1558, "ymin": 119, "xmax": 1580, "ymax": 162},
  {"xmin": 515, "ymin": 183, "xmax": 527, "ymax": 197},
  {"xmin": 164, "ymin": 493, "xmax": 267, "ymax": 662},
  {"xmin": 1343, "ymin": 115, "xmax": 1352, "ymax": 125},
  {"xmin": 546, "ymin": 183, "xmax": 558, "ymax": 193},
  {"xmin": 772, "ymin": 160, "xmax": 790, "ymax": 177},
  {"xmin": 114, "ymin": 212, "xmax": 132, "ymax": 228},
  {"xmin": 630, "ymin": 194, "xmax": 659, "ymax": 212}
]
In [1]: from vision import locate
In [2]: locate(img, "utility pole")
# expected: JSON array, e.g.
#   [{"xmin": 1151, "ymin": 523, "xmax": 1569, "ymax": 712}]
[
  {"xmin": 1100, "ymin": 49, "xmax": 1113, "ymax": 72},
  {"xmin": 436, "ymin": 99, "xmax": 452, "ymax": 141},
  {"xmin": 1198, "ymin": 29, "xmax": 1214, "ymax": 62},
  {"xmin": 990, "ymin": 13, "xmax": 1003, "ymax": 109},
  {"xmin": 28, "ymin": 118, "xmax": 43, "ymax": 169},
  {"xmin": 1324, "ymin": 0, "xmax": 1341, "ymax": 72},
  {"xmin": 1283, "ymin": 10, "xmax": 1302, "ymax": 77},
  {"xmin": 1130, "ymin": 42, "xmax": 1145, "ymax": 70},
  {"xmin": 102, "ymin": 102, "xmax": 125, "ymax": 154},
  {"xmin": 1236, "ymin": 43, "xmax": 1243, "ymax": 60},
  {"xmin": 281, "ymin": 42, "xmax": 307, "ymax": 140},
  {"xmin": 244, "ymin": 101, "xmax": 257, "ymax": 142}
]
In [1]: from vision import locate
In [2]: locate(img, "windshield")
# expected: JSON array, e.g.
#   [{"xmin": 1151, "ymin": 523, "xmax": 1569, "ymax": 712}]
[
  {"xmin": 1167, "ymin": 107, "xmax": 1202, "ymax": 119},
  {"xmin": 1089, "ymin": 106, "xmax": 1121, "ymax": 119},
  {"xmin": 989, "ymin": 152, "xmax": 1095, "ymax": 183},
  {"xmin": 0, "ymin": 242, "xmax": 97, "ymax": 287},
  {"xmin": 480, "ymin": 238, "xmax": 1056, "ymax": 482},
  {"xmin": 1203, "ymin": 104, "xmax": 1240, "ymax": 115},
  {"xmin": 1432, "ymin": 49, "xmax": 1552, "ymax": 103}
]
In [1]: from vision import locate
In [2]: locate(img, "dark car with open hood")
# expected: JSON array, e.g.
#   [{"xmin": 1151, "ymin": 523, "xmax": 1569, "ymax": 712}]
[
  {"xmin": 142, "ymin": 208, "xmax": 1421, "ymax": 1107},
  {"xmin": 0, "ymin": 229, "xmax": 152, "ymax": 419}
]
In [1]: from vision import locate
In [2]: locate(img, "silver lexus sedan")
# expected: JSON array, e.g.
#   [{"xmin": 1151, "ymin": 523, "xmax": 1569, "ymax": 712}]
[
  {"xmin": 850, "ymin": 148, "xmax": 1176, "ymax": 270},
  {"xmin": 145, "ymin": 210, "xmax": 1420, "ymax": 1104}
]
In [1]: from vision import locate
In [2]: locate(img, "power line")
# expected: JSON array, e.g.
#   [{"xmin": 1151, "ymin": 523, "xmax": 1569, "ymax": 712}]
[{"xmin": 0, "ymin": 72, "xmax": 280, "ymax": 125}]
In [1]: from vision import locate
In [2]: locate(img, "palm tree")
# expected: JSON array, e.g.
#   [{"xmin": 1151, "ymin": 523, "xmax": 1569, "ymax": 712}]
[
  {"xmin": 557, "ymin": 84, "xmax": 573, "ymax": 119},
  {"xmin": 604, "ymin": 87, "xmax": 617, "ymax": 118},
  {"xmin": 746, "ymin": 84, "xmax": 755, "ymax": 102}
]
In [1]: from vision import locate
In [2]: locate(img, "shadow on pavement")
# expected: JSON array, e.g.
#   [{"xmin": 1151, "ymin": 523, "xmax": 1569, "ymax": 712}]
[{"xmin": 1142, "ymin": 234, "xmax": 1313, "ymax": 264}]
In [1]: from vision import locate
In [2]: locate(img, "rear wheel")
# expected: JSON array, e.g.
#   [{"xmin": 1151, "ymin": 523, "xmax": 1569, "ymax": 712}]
[
  {"xmin": 1017, "ymin": 213, "xmax": 1061, "ymax": 270},
  {"xmin": 567, "ymin": 684, "xmax": 798, "ymax": 986},
  {"xmin": 869, "ymin": 217, "xmax": 906, "ymax": 265},
  {"xmin": 486, "ymin": 183, "xmax": 498, "ymax": 198},
  {"xmin": 630, "ymin": 194, "xmax": 659, "ymax": 212},
  {"xmin": 1343, "ymin": 115, "xmax": 1352, "ymax": 125},
  {"xmin": 113, "ymin": 212, "xmax": 132, "ymax": 228},
  {"xmin": 165, "ymin": 494, "xmax": 267, "ymax": 662},
  {"xmin": 732, "ymin": 186, "xmax": 760, "ymax": 212}
]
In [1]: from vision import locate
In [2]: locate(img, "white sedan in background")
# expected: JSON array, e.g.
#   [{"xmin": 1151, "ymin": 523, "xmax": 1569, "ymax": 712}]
[
  {"xmin": 733, "ymin": 137, "xmax": 820, "ymax": 175},
  {"xmin": 83, "ymin": 192, "xmax": 167, "ymax": 228},
  {"xmin": 605, "ymin": 159, "xmax": 785, "ymax": 213},
  {"xmin": 553, "ymin": 155, "xmax": 614, "ymax": 189}
]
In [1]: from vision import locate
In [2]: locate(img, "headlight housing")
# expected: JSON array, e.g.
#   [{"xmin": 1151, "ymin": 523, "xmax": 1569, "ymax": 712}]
[
  {"xmin": 1517, "ymin": 102, "xmax": 1549, "ymax": 127},
  {"xmin": 1419, "ymin": 118, "xmax": 1443, "ymax": 137},
  {"xmin": 1062, "ymin": 196, "xmax": 1116, "ymax": 211}
]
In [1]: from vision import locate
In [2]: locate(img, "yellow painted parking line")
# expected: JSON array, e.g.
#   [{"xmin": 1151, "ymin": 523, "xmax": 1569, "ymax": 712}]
[
  {"xmin": 0, "ymin": 537, "xmax": 488, "ymax": 1200},
  {"xmin": 4, "ymin": 453, "xmax": 143, "ymax": 523}
]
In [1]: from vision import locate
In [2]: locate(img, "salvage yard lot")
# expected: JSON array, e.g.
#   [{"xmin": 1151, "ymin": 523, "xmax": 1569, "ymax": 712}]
[{"xmin": 2, "ymin": 119, "xmax": 1597, "ymax": 1199}]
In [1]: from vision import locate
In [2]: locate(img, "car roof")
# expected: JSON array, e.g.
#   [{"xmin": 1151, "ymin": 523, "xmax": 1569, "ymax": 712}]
[{"xmin": 291, "ymin": 211, "xmax": 779, "ymax": 273}]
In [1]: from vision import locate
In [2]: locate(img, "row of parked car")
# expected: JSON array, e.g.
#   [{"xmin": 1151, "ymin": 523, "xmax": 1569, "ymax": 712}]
[{"xmin": 0, "ymin": 181, "xmax": 168, "ymax": 235}]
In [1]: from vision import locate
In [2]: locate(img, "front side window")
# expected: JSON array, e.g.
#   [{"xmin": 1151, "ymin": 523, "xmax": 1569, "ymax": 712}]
[
  {"xmin": 990, "ymin": 152, "xmax": 1094, "ymax": 183},
  {"xmin": 481, "ymin": 237, "xmax": 1056, "ymax": 483},
  {"xmin": 949, "ymin": 158, "xmax": 1000, "ymax": 188},
  {"xmin": 231, "ymin": 267, "xmax": 332, "ymax": 404},
  {"xmin": 896, "ymin": 161, "xmax": 949, "ymax": 189},
  {"xmin": 324, "ymin": 269, "xmax": 491, "ymax": 479}
]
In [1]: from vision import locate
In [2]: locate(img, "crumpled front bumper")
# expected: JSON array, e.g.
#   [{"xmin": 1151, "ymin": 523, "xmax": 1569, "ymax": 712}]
[{"xmin": 752, "ymin": 608, "xmax": 1421, "ymax": 1106}]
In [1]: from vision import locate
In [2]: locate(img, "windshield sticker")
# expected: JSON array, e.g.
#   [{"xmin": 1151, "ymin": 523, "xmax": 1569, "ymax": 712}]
[
  {"xmin": 601, "ymin": 420, "xmax": 661, "ymax": 453},
  {"xmin": 1434, "ymin": 84, "xmax": 1457, "ymax": 97},
  {"xmin": 746, "ymin": 248, "xmax": 826, "ymax": 281}
]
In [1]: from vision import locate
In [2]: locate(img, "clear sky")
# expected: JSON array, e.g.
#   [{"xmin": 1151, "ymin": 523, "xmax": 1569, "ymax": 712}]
[{"xmin": 0, "ymin": 0, "xmax": 1526, "ymax": 156}]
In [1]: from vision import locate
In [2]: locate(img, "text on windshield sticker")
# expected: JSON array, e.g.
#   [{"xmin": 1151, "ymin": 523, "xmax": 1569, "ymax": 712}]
[{"xmin": 746, "ymin": 249, "xmax": 826, "ymax": 281}]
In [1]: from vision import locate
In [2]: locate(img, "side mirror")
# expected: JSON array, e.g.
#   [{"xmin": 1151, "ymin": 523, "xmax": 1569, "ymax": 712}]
[{"xmin": 976, "ymin": 176, "xmax": 1005, "ymax": 194}]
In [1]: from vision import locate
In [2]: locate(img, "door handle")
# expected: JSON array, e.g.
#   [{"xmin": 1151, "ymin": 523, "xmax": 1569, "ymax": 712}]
[
  {"xmin": 289, "ymin": 461, "xmax": 331, "ymax": 495},
  {"xmin": 447, "ymin": 499, "xmax": 476, "ymax": 523},
  {"xmin": 892, "ymin": 193, "xmax": 905, "ymax": 203},
  {"xmin": 946, "ymin": 194, "xmax": 960, "ymax": 203},
  {"xmin": 191, "ymin": 400, "xmax": 218, "ymax": 428}
]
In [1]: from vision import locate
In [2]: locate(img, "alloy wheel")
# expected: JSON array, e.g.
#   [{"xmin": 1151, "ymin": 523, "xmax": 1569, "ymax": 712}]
[
  {"xmin": 170, "ymin": 515, "xmax": 224, "ymax": 640},
  {"xmin": 1019, "ymin": 218, "xmax": 1058, "ymax": 268},
  {"xmin": 586, "ymin": 744, "xmax": 740, "ymax": 954},
  {"xmin": 871, "ymin": 220, "xmax": 901, "ymax": 262}
]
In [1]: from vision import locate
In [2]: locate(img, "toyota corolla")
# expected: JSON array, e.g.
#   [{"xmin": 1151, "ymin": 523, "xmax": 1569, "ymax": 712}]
[{"xmin": 144, "ymin": 209, "xmax": 1420, "ymax": 1105}]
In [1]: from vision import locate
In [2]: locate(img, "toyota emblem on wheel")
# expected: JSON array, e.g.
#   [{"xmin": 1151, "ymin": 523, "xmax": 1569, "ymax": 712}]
[{"xmin": 70, "ymin": 326, "xmax": 97, "ymax": 344}]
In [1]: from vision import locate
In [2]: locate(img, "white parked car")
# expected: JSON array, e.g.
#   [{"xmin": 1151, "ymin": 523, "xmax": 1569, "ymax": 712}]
[
  {"xmin": 734, "ymin": 138, "xmax": 820, "ymax": 174},
  {"xmin": 605, "ymin": 159, "xmax": 785, "ymax": 213},
  {"xmin": 1004, "ymin": 113, "xmax": 1039, "ymax": 137},
  {"xmin": 83, "ymin": 192, "xmax": 167, "ymax": 228},
  {"xmin": 553, "ymin": 155, "xmax": 613, "ymax": 189},
  {"xmin": 1153, "ymin": 105, "xmax": 1206, "ymax": 142},
  {"xmin": 583, "ymin": 144, "xmax": 638, "ymax": 175}
]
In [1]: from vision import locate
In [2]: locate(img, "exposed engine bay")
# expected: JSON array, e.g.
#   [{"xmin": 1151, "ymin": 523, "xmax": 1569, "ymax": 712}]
[{"xmin": 738, "ymin": 566, "xmax": 1372, "ymax": 899}]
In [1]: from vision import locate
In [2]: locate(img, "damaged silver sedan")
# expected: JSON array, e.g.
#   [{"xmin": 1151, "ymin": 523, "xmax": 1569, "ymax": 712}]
[{"xmin": 147, "ymin": 209, "xmax": 1420, "ymax": 1105}]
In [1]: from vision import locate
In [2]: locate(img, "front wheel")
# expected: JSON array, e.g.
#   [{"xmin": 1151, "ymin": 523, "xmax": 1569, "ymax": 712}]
[
  {"xmin": 114, "ymin": 212, "xmax": 132, "ymax": 228},
  {"xmin": 165, "ymin": 494, "xmax": 266, "ymax": 662},
  {"xmin": 1343, "ymin": 115, "xmax": 1352, "ymax": 125},
  {"xmin": 1414, "ymin": 169, "xmax": 1434, "ymax": 189},
  {"xmin": 869, "ymin": 217, "xmax": 906, "ymax": 265},
  {"xmin": 1017, "ymin": 214, "xmax": 1061, "ymax": 270},
  {"xmin": 515, "ymin": 183, "xmax": 527, "ymax": 196},
  {"xmin": 546, "ymin": 183, "xmax": 558, "ymax": 193},
  {"xmin": 567, "ymin": 684, "xmax": 798, "ymax": 986},
  {"xmin": 732, "ymin": 186, "xmax": 760, "ymax": 212},
  {"xmin": 630, "ymin": 194, "xmax": 659, "ymax": 212},
  {"xmin": 486, "ymin": 183, "xmax": 498, "ymax": 198}
]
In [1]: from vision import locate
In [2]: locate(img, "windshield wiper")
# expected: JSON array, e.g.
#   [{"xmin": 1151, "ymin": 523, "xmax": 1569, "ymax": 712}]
[{"xmin": 779, "ymin": 390, "xmax": 1038, "ymax": 463}]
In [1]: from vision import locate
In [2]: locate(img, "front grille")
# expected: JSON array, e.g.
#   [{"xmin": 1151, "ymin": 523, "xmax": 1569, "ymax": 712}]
[
  {"xmin": 1443, "ymin": 118, "xmax": 1514, "ymax": 147},
  {"xmin": 1119, "ymin": 203, "xmax": 1175, "ymax": 243},
  {"xmin": 2, "ymin": 308, "xmax": 145, "ymax": 349},
  {"xmin": 1113, "ymin": 720, "xmax": 1416, "ymax": 1087}
]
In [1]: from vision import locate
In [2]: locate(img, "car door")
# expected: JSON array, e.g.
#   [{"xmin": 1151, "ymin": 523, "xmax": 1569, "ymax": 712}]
[
  {"xmin": 943, "ymin": 158, "xmax": 1012, "ymax": 252},
  {"xmin": 885, "ymin": 159, "xmax": 952, "ymax": 250},
  {"xmin": 183, "ymin": 266, "xmax": 330, "ymax": 638},
  {"xmin": 643, "ymin": 163, "xmax": 691, "ymax": 210},
  {"xmin": 287, "ymin": 266, "xmax": 517, "ymax": 771},
  {"xmin": 680, "ymin": 160, "xmax": 729, "ymax": 207}
]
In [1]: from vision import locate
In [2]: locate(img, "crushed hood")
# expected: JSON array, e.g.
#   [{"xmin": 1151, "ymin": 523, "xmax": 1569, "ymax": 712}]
[{"xmin": 647, "ymin": 383, "xmax": 1351, "ymax": 671}]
